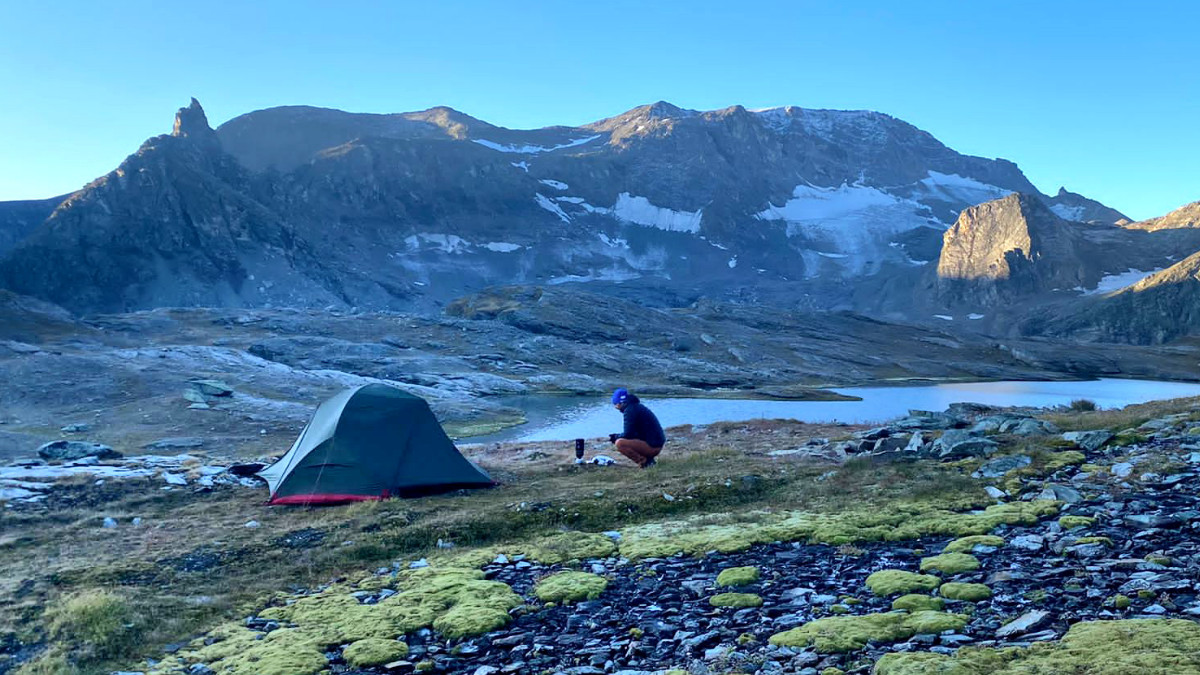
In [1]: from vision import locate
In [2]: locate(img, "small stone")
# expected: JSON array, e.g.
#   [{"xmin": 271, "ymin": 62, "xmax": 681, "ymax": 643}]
[
  {"xmin": 409, "ymin": 558, "xmax": 430, "ymax": 569},
  {"xmin": 996, "ymin": 609, "xmax": 1050, "ymax": 637},
  {"xmin": 244, "ymin": 520, "xmax": 260, "ymax": 528},
  {"xmin": 103, "ymin": 517, "xmax": 118, "ymax": 528},
  {"xmin": 985, "ymin": 486, "xmax": 1008, "ymax": 499},
  {"xmin": 1010, "ymin": 535, "xmax": 1045, "ymax": 551},
  {"xmin": 1112, "ymin": 463, "xmax": 1135, "ymax": 478}
]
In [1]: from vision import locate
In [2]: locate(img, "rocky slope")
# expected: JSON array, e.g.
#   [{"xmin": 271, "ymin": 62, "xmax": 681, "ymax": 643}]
[
  {"xmin": 0, "ymin": 195, "xmax": 62, "ymax": 257},
  {"xmin": 0, "ymin": 99, "xmax": 1127, "ymax": 315}
]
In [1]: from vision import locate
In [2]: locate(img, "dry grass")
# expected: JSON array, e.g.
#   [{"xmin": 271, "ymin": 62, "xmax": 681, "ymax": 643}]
[{"xmin": 1042, "ymin": 395, "xmax": 1200, "ymax": 431}]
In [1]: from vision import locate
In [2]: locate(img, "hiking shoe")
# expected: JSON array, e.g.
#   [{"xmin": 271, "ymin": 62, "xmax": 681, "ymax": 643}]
[{"xmin": 642, "ymin": 458, "xmax": 657, "ymax": 468}]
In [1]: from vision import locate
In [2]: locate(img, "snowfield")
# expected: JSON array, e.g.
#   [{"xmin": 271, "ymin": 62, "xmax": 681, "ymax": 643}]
[{"xmin": 474, "ymin": 134, "xmax": 601, "ymax": 154}]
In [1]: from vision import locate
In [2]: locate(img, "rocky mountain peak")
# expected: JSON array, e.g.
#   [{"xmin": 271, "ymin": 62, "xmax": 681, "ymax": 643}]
[
  {"xmin": 937, "ymin": 193, "xmax": 1089, "ymax": 306},
  {"xmin": 172, "ymin": 98, "xmax": 215, "ymax": 139}
]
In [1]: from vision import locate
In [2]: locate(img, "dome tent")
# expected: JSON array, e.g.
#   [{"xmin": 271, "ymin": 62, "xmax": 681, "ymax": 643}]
[{"xmin": 258, "ymin": 384, "xmax": 493, "ymax": 504}]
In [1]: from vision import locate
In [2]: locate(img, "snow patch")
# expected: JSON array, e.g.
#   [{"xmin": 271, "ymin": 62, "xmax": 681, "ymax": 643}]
[
  {"xmin": 968, "ymin": 313, "xmax": 985, "ymax": 320},
  {"xmin": 474, "ymin": 134, "xmax": 601, "ymax": 154},
  {"xmin": 535, "ymin": 193, "xmax": 571, "ymax": 223},
  {"xmin": 728, "ymin": 257, "xmax": 738, "ymax": 269},
  {"xmin": 934, "ymin": 315, "xmax": 955, "ymax": 321},
  {"xmin": 405, "ymin": 233, "xmax": 470, "ymax": 254},
  {"xmin": 547, "ymin": 269, "xmax": 642, "ymax": 285},
  {"xmin": 597, "ymin": 233, "xmax": 630, "ymax": 249},
  {"xmin": 539, "ymin": 179, "xmax": 569, "ymax": 190},
  {"xmin": 511, "ymin": 161, "xmax": 529, "ymax": 172},
  {"xmin": 817, "ymin": 252, "xmax": 849, "ymax": 259},
  {"xmin": 918, "ymin": 171, "xmax": 1011, "ymax": 204},
  {"xmin": 555, "ymin": 196, "xmax": 586, "ymax": 204},
  {"xmin": 1050, "ymin": 204, "xmax": 1086, "ymax": 221},
  {"xmin": 1085, "ymin": 268, "xmax": 1166, "ymax": 295},
  {"xmin": 610, "ymin": 193, "xmax": 703, "ymax": 233},
  {"xmin": 483, "ymin": 242, "xmax": 523, "ymax": 253}
]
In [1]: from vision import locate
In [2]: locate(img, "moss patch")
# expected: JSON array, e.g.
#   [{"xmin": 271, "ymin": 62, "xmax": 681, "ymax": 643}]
[
  {"xmin": 533, "ymin": 571, "xmax": 608, "ymax": 604},
  {"xmin": 715, "ymin": 566, "xmax": 760, "ymax": 588},
  {"xmin": 461, "ymin": 531, "xmax": 619, "ymax": 566},
  {"xmin": 617, "ymin": 500, "xmax": 1060, "ymax": 558},
  {"xmin": 920, "ymin": 553, "xmax": 981, "ymax": 576},
  {"xmin": 768, "ymin": 611, "xmax": 968, "ymax": 652},
  {"xmin": 710, "ymin": 593, "xmax": 763, "ymax": 608},
  {"xmin": 1059, "ymin": 516, "xmax": 1095, "ymax": 530},
  {"xmin": 939, "ymin": 583, "xmax": 992, "ymax": 602},
  {"xmin": 45, "ymin": 589, "xmax": 138, "ymax": 662},
  {"xmin": 149, "ymin": 567, "xmax": 521, "ymax": 675},
  {"xmin": 873, "ymin": 619, "xmax": 1200, "ymax": 674},
  {"xmin": 943, "ymin": 535, "xmax": 1004, "ymax": 553},
  {"xmin": 891, "ymin": 594, "xmax": 945, "ymax": 612},
  {"xmin": 866, "ymin": 570, "xmax": 942, "ymax": 596},
  {"xmin": 343, "ymin": 638, "xmax": 408, "ymax": 667}
]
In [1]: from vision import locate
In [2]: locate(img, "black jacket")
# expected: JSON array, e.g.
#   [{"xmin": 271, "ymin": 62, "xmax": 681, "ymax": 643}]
[{"xmin": 619, "ymin": 395, "xmax": 666, "ymax": 448}]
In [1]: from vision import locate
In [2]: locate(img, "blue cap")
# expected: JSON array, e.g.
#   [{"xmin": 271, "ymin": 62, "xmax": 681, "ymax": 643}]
[{"xmin": 611, "ymin": 388, "xmax": 629, "ymax": 405}]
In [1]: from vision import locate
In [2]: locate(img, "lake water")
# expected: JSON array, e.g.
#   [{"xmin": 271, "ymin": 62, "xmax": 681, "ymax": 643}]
[{"xmin": 463, "ymin": 379, "xmax": 1200, "ymax": 443}]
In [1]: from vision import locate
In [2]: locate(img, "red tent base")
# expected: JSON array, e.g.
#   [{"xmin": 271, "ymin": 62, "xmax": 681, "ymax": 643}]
[{"xmin": 268, "ymin": 493, "xmax": 383, "ymax": 505}]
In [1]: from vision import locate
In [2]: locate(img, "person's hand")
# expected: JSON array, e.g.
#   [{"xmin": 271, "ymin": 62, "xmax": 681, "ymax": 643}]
[{"xmin": 608, "ymin": 433, "xmax": 619, "ymax": 444}]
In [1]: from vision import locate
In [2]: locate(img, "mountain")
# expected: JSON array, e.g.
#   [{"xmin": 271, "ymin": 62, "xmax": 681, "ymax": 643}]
[
  {"xmin": 0, "ymin": 99, "xmax": 1129, "ymax": 314},
  {"xmin": 1123, "ymin": 199, "xmax": 1200, "ymax": 232},
  {"xmin": 0, "ymin": 195, "xmax": 65, "ymax": 257},
  {"xmin": 935, "ymin": 193, "xmax": 1200, "ymax": 312}
]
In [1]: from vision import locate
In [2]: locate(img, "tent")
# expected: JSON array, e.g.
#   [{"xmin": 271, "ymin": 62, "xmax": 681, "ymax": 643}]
[{"xmin": 258, "ymin": 383, "xmax": 494, "ymax": 504}]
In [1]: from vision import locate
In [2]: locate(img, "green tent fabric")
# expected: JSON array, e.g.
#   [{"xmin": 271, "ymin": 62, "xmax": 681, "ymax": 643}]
[{"xmin": 258, "ymin": 384, "xmax": 493, "ymax": 504}]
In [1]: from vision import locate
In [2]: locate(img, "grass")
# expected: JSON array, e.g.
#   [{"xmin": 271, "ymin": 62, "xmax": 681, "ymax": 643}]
[{"xmin": 1043, "ymin": 395, "xmax": 1200, "ymax": 432}]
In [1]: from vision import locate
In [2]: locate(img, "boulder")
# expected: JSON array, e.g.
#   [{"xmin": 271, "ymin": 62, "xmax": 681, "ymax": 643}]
[
  {"xmin": 933, "ymin": 429, "xmax": 999, "ymax": 459},
  {"xmin": 1062, "ymin": 430, "xmax": 1114, "ymax": 452},
  {"xmin": 189, "ymin": 379, "xmax": 234, "ymax": 397},
  {"xmin": 995, "ymin": 609, "xmax": 1050, "ymax": 638},
  {"xmin": 976, "ymin": 455, "xmax": 1032, "ymax": 478},
  {"xmin": 37, "ymin": 440, "xmax": 121, "ymax": 462},
  {"xmin": 1036, "ymin": 484, "xmax": 1083, "ymax": 504}
]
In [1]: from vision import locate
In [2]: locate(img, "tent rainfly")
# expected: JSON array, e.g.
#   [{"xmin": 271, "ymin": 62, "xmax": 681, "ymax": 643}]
[{"xmin": 258, "ymin": 384, "xmax": 493, "ymax": 504}]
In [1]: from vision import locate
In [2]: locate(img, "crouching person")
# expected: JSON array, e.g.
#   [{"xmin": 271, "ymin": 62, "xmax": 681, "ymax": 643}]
[{"xmin": 608, "ymin": 388, "xmax": 665, "ymax": 468}]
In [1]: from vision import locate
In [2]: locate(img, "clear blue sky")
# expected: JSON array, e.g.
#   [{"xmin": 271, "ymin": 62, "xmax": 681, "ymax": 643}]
[{"xmin": 1, "ymin": 0, "xmax": 1196, "ymax": 220}]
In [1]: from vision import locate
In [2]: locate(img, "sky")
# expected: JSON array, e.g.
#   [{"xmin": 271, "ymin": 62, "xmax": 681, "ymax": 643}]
[{"xmin": 0, "ymin": 0, "xmax": 1196, "ymax": 220}]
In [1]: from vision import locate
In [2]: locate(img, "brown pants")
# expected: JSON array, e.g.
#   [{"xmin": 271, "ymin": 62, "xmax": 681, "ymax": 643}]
[{"xmin": 615, "ymin": 438, "xmax": 662, "ymax": 467}]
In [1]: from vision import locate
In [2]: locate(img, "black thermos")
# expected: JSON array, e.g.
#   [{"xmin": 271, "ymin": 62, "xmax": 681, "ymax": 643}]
[{"xmin": 575, "ymin": 438, "xmax": 585, "ymax": 460}]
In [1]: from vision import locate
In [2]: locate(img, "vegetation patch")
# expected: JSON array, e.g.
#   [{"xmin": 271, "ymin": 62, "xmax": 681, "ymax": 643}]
[
  {"xmin": 342, "ymin": 638, "xmax": 409, "ymax": 667},
  {"xmin": 618, "ymin": 500, "xmax": 1059, "ymax": 559},
  {"xmin": 715, "ymin": 566, "xmax": 760, "ymax": 588},
  {"xmin": 768, "ymin": 611, "xmax": 968, "ymax": 652},
  {"xmin": 147, "ymin": 567, "xmax": 520, "ymax": 675},
  {"xmin": 1059, "ymin": 516, "xmax": 1095, "ymax": 530},
  {"xmin": 943, "ymin": 535, "xmax": 1004, "ymax": 553},
  {"xmin": 533, "ymin": 571, "xmax": 608, "ymax": 604},
  {"xmin": 710, "ymin": 593, "xmax": 763, "ymax": 608},
  {"xmin": 939, "ymin": 583, "xmax": 992, "ymax": 602},
  {"xmin": 866, "ymin": 570, "xmax": 942, "ymax": 596},
  {"xmin": 919, "ymin": 553, "xmax": 981, "ymax": 576},
  {"xmin": 873, "ymin": 619, "xmax": 1200, "ymax": 674},
  {"xmin": 891, "ymin": 594, "xmax": 945, "ymax": 612}
]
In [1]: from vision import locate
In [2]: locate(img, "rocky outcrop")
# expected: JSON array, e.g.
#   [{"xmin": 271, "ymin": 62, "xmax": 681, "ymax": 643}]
[
  {"xmin": 1124, "ymin": 199, "xmax": 1200, "ymax": 232},
  {"xmin": 936, "ymin": 193, "xmax": 1095, "ymax": 306},
  {"xmin": 0, "ymin": 195, "xmax": 65, "ymax": 257},
  {"xmin": 1045, "ymin": 186, "xmax": 1129, "ymax": 225}
]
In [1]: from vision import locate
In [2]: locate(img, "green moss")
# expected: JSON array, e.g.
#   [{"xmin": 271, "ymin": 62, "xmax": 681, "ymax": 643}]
[
  {"xmin": 821, "ymin": 669, "xmax": 846, "ymax": 675},
  {"xmin": 1076, "ymin": 537, "xmax": 1113, "ymax": 547},
  {"xmin": 920, "ymin": 553, "xmax": 981, "ymax": 576},
  {"xmin": 892, "ymin": 594, "xmax": 945, "ymax": 612},
  {"xmin": 768, "ymin": 611, "xmax": 968, "ymax": 652},
  {"xmin": 533, "ymin": 571, "xmax": 608, "ymax": 604},
  {"xmin": 715, "ymin": 566, "xmax": 760, "ymax": 587},
  {"xmin": 943, "ymin": 535, "xmax": 1004, "ymax": 553},
  {"xmin": 737, "ymin": 632, "xmax": 756, "ymax": 645},
  {"xmin": 460, "ymin": 531, "xmax": 619, "ymax": 566},
  {"xmin": 629, "ymin": 627, "xmax": 644, "ymax": 639},
  {"xmin": 1138, "ymin": 590, "xmax": 1156, "ymax": 600},
  {"xmin": 710, "ymin": 593, "xmax": 763, "ymax": 608},
  {"xmin": 415, "ymin": 660, "xmax": 435, "ymax": 672},
  {"xmin": 616, "ymin": 500, "xmax": 1059, "ymax": 558},
  {"xmin": 151, "ymin": 567, "xmax": 521, "ymax": 675},
  {"xmin": 873, "ymin": 619, "xmax": 1200, "ymax": 674},
  {"xmin": 1059, "ymin": 516, "xmax": 1095, "ymax": 530},
  {"xmin": 1044, "ymin": 451, "xmax": 1086, "ymax": 470},
  {"xmin": 1110, "ymin": 594, "xmax": 1132, "ymax": 610},
  {"xmin": 830, "ymin": 605, "xmax": 850, "ymax": 614},
  {"xmin": 1145, "ymin": 555, "xmax": 1173, "ymax": 566},
  {"xmin": 343, "ymin": 638, "xmax": 408, "ymax": 667},
  {"xmin": 45, "ymin": 589, "xmax": 137, "ymax": 661},
  {"xmin": 939, "ymin": 583, "xmax": 992, "ymax": 602},
  {"xmin": 866, "ymin": 570, "xmax": 942, "ymax": 596}
]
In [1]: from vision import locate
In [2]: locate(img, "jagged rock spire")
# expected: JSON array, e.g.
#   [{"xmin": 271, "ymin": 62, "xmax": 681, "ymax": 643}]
[{"xmin": 172, "ymin": 98, "xmax": 215, "ymax": 140}]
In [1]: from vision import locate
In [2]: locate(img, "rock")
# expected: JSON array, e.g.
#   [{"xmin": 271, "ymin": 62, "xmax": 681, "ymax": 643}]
[
  {"xmin": 1010, "ymin": 534, "xmax": 1045, "ymax": 551},
  {"xmin": 103, "ymin": 517, "xmax": 118, "ymax": 528},
  {"xmin": 1012, "ymin": 419, "xmax": 1056, "ymax": 436},
  {"xmin": 189, "ymin": 380, "xmax": 234, "ymax": 397},
  {"xmin": 244, "ymin": 520, "xmax": 260, "ymax": 528},
  {"xmin": 162, "ymin": 473, "xmax": 188, "ymax": 486},
  {"xmin": 1062, "ymin": 430, "xmax": 1114, "ymax": 452},
  {"xmin": 1112, "ymin": 463, "xmax": 1134, "ymax": 478},
  {"xmin": 60, "ymin": 423, "xmax": 90, "ymax": 433},
  {"xmin": 985, "ymin": 486, "xmax": 1008, "ymax": 499},
  {"xmin": 37, "ymin": 440, "xmax": 121, "ymax": 462},
  {"xmin": 1037, "ymin": 484, "xmax": 1083, "ymax": 504},
  {"xmin": 904, "ymin": 431, "xmax": 928, "ymax": 454},
  {"xmin": 933, "ymin": 430, "xmax": 998, "ymax": 459},
  {"xmin": 228, "ymin": 463, "xmax": 266, "ymax": 477},
  {"xmin": 976, "ymin": 455, "xmax": 1032, "ymax": 478}
]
